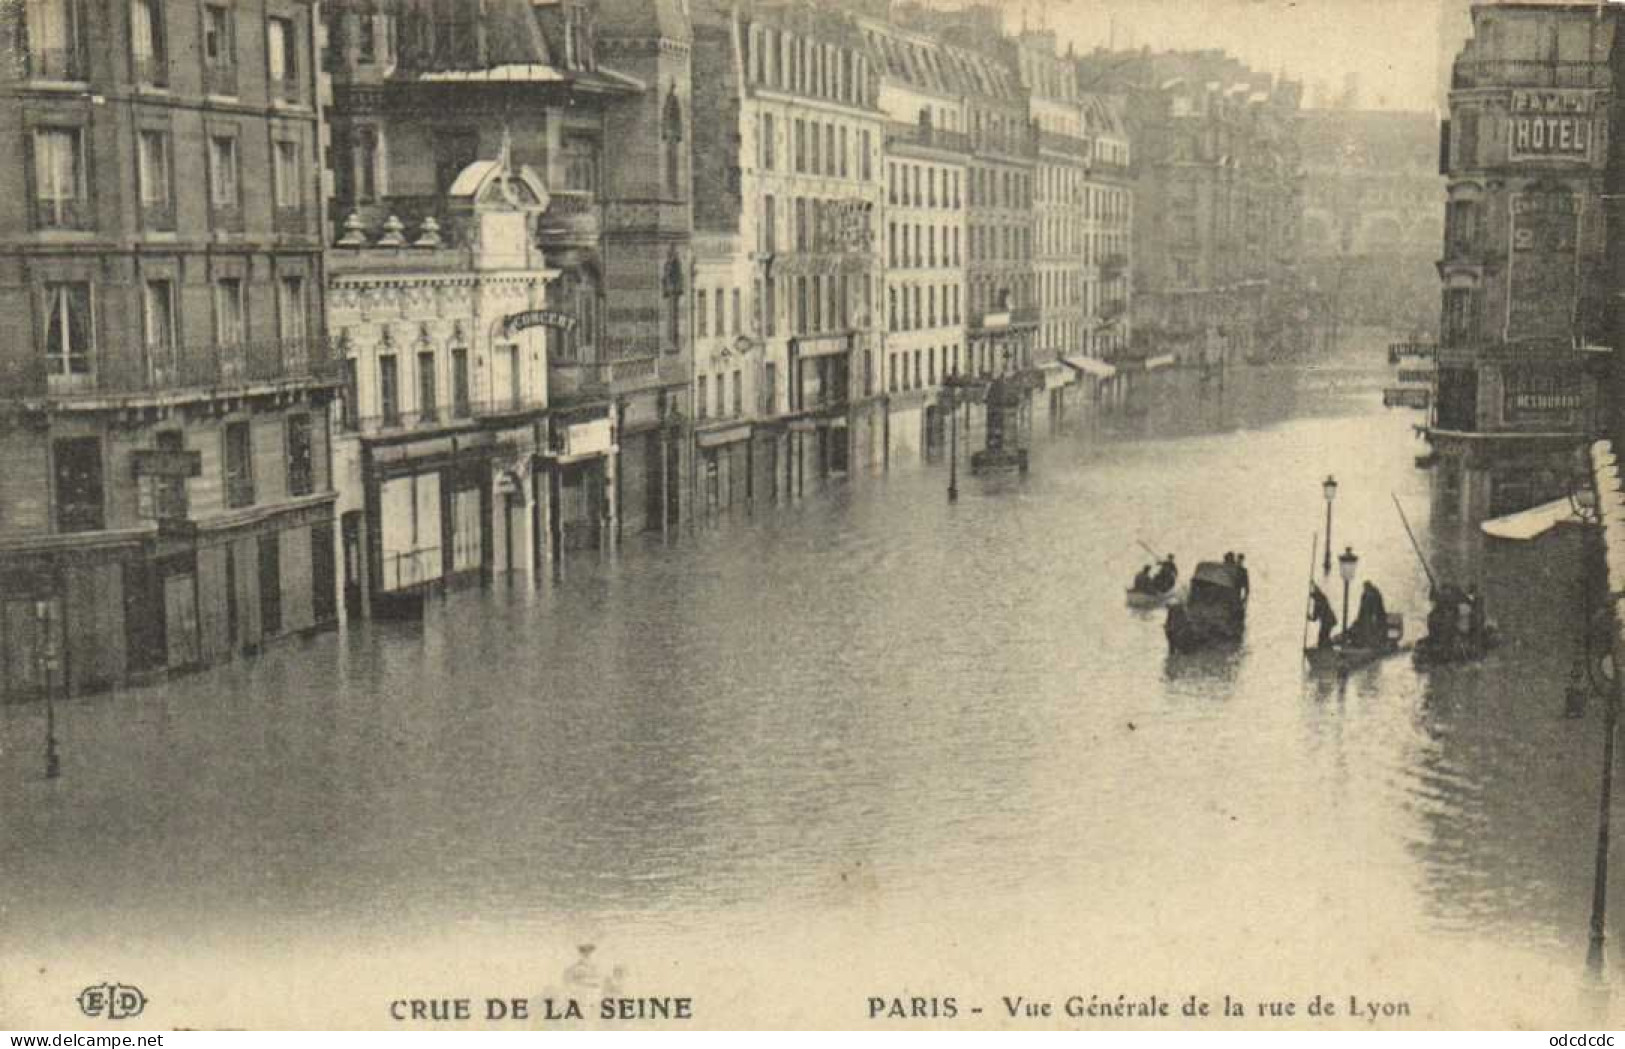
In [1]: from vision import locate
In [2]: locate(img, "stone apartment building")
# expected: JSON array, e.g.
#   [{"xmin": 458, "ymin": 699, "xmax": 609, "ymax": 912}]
[
  {"xmin": 0, "ymin": 0, "xmax": 340, "ymax": 699},
  {"xmin": 1432, "ymin": 0, "xmax": 1616, "ymax": 519},
  {"xmin": 690, "ymin": 0, "xmax": 886, "ymax": 501},
  {"xmin": 1079, "ymin": 48, "xmax": 1304, "ymax": 366}
]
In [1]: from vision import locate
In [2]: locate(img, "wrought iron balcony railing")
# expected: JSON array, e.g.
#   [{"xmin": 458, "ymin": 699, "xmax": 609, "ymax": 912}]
[{"xmin": 0, "ymin": 336, "xmax": 342, "ymax": 401}]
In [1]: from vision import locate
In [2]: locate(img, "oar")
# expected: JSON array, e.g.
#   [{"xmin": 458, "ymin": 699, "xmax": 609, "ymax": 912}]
[
  {"xmin": 1302, "ymin": 530, "xmax": 1318, "ymax": 660},
  {"xmin": 1391, "ymin": 493, "xmax": 1437, "ymax": 592},
  {"xmin": 1136, "ymin": 539, "xmax": 1163, "ymax": 560}
]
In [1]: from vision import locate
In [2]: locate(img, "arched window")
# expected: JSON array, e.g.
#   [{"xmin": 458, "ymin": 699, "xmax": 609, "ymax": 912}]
[{"xmin": 663, "ymin": 88, "xmax": 683, "ymax": 198}]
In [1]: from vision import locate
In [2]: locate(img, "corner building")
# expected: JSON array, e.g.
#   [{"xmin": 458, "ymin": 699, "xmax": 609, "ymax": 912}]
[
  {"xmin": 1433, "ymin": 1, "xmax": 1615, "ymax": 518},
  {"xmin": 0, "ymin": 0, "xmax": 339, "ymax": 698}
]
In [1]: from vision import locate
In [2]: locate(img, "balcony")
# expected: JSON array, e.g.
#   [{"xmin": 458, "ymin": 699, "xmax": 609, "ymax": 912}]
[
  {"xmin": 1452, "ymin": 59, "xmax": 1608, "ymax": 90},
  {"xmin": 1039, "ymin": 130, "xmax": 1093, "ymax": 162},
  {"xmin": 344, "ymin": 396, "xmax": 548, "ymax": 436},
  {"xmin": 269, "ymin": 75, "xmax": 300, "ymax": 105},
  {"xmin": 536, "ymin": 191, "xmax": 600, "ymax": 248},
  {"xmin": 23, "ymin": 47, "xmax": 86, "ymax": 81},
  {"xmin": 0, "ymin": 336, "xmax": 342, "ymax": 404},
  {"xmin": 884, "ymin": 120, "xmax": 972, "ymax": 156}
]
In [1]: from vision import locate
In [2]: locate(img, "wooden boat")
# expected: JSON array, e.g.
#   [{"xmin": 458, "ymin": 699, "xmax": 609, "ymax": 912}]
[
  {"xmin": 1304, "ymin": 614, "xmax": 1407, "ymax": 674},
  {"xmin": 1413, "ymin": 623, "xmax": 1502, "ymax": 668},
  {"xmin": 1165, "ymin": 561, "xmax": 1247, "ymax": 653},
  {"xmin": 1126, "ymin": 585, "xmax": 1180, "ymax": 609}
]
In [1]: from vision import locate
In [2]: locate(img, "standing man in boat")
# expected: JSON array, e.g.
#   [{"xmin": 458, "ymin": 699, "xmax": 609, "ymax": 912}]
[
  {"xmin": 1132, "ymin": 564, "xmax": 1156, "ymax": 594},
  {"xmin": 1308, "ymin": 583, "xmax": 1337, "ymax": 648},
  {"xmin": 1349, "ymin": 580, "xmax": 1389, "ymax": 649},
  {"xmin": 1153, "ymin": 555, "xmax": 1178, "ymax": 593},
  {"xmin": 1235, "ymin": 554, "xmax": 1251, "ymax": 603}
]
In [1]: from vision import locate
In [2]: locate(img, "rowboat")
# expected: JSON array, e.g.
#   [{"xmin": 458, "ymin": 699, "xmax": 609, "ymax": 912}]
[
  {"xmin": 1303, "ymin": 614, "xmax": 1407, "ymax": 675},
  {"xmin": 1414, "ymin": 623, "xmax": 1502, "ymax": 669},
  {"xmin": 1125, "ymin": 586, "xmax": 1179, "ymax": 609},
  {"xmin": 1303, "ymin": 640, "xmax": 1411, "ymax": 674}
]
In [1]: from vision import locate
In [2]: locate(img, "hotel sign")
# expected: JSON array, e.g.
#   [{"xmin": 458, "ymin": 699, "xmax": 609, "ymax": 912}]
[{"xmin": 1509, "ymin": 90, "xmax": 1597, "ymax": 162}]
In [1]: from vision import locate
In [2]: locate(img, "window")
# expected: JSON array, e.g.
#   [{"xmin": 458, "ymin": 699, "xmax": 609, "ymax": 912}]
[
  {"xmin": 764, "ymin": 361, "xmax": 776, "ymax": 415},
  {"xmin": 273, "ymin": 139, "xmax": 301, "ymax": 209},
  {"xmin": 259, "ymin": 533, "xmax": 281, "ymax": 635},
  {"xmin": 224, "ymin": 421, "xmax": 253, "ymax": 508},
  {"xmin": 861, "ymin": 130, "xmax": 871, "ymax": 181},
  {"xmin": 32, "ymin": 127, "xmax": 86, "ymax": 229},
  {"xmin": 352, "ymin": 125, "xmax": 380, "ymax": 203},
  {"xmin": 138, "ymin": 129, "xmax": 171, "ymax": 212},
  {"xmin": 810, "ymin": 120, "xmax": 821, "ymax": 174},
  {"xmin": 662, "ymin": 90, "xmax": 683, "ymax": 197},
  {"xmin": 795, "ymin": 119, "xmax": 805, "ymax": 173},
  {"xmin": 209, "ymin": 134, "xmax": 240, "ymax": 211},
  {"xmin": 417, "ymin": 351, "xmax": 436, "ymax": 418},
  {"xmin": 278, "ymin": 276, "xmax": 305, "ymax": 342},
  {"xmin": 697, "ymin": 375, "xmax": 708, "ymax": 419},
  {"xmin": 761, "ymin": 113, "xmax": 775, "ymax": 170},
  {"xmin": 143, "ymin": 279, "xmax": 174, "ymax": 369},
  {"xmin": 25, "ymin": 0, "xmax": 83, "ymax": 78},
  {"xmin": 732, "ymin": 368, "xmax": 743, "ymax": 417},
  {"xmin": 451, "ymin": 347, "xmax": 470, "ymax": 417},
  {"xmin": 838, "ymin": 125, "xmax": 848, "ymax": 178},
  {"xmin": 203, "ymin": 3, "xmax": 236, "ymax": 92},
  {"xmin": 154, "ymin": 431, "xmax": 187, "ymax": 520},
  {"xmin": 130, "ymin": 0, "xmax": 167, "ymax": 84},
  {"xmin": 267, "ymin": 15, "xmax": 296, "ymax": 98},
  {"xmin": 379, "ymin": 354, "xmax": 399, "ymax": 425},
  {"xmin": 43, "ymin": 282, "xmax": 92, "ymax": 377},
  {"xmin": 215, "ymin": 278, "xmax": 244, "ymax": 346},
  {"xmin": 53, "ymin": 437, "xmax": 104, "ymax": 532},
  {"xmin": 715, "ymin": 372, "xmax": 725, "ymax": 417},
  {"xmin": 697, "ymin": 290, "xmax": 708, "ymax": 337},
  {"xmin": 358, "ymin": 11, "xmax": 375, "ymax": 63},
  {"xmin": 764, "ymin": 277, "xmax": 777, "ymax": 337},
  {"xmin": 825, "ymin": 124, "xmax": 836, "ymax": 177},
  {"xmin": 287, "ymin": 414, "xmax": 313, "ymax": 496},
  {"xmin": 715, "ymin": 288, "xmax": 725, "ymax": 335},
  {"xmin": 204, "ymin": 4, "xmax": 232, "ymax": 64},
  {"xmin": 563, "ymin": 135, "xmax": 598, "ymax": 193}
]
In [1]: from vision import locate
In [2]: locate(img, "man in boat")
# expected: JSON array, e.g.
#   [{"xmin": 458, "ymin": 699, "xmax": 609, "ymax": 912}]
[
  {"xmin": 1425, "ymin": 584, "xmax": 1463, "ymax": 659},
  {"xmin": 1132, "ymin": 564, "xmax": 1156, "ymax": 594},
  {"xmin": 1308, "ymin": 583, "xmax": 1337, "ymax": 648},
  {"xmin": 1349, "ymin": 580, "xmax": 1389, "ymax": 649},
  {"xmin": 1235, "ymin": 554, "xmax": 1250, "ymax": 603},
  {"xmin": 1153, "ymin": 555, "xmax": 1178, "ymax": 593}
]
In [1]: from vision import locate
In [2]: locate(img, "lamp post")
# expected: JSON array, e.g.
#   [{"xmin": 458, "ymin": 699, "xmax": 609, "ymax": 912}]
[
  {"xmin": 1323, "ymin": 475, "xmax": 1339, "ymax": 574},
  {"xmin": 1338, "ymin": 546, "xmax": 1358, "ymax": 644},
  {"xmin": 37, "ymin": 600, "xmax": 59, "ymax": 780}
]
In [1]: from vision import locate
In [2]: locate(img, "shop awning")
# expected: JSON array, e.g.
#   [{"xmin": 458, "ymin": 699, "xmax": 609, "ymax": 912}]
[
  {"xmin": 1040, "ymin": 361, "xmax": 1072, "ymax": 390},
  {"xmin": 1062, "ymin": 355, "xmax": 1118, "ymax": 380},
  {"xmin": 1480, "ymin": 496, "xmax": 1580, "ymax": 541},
  {"xmin": 1145, "ymin": 353, "xmax": 1176, "ymax": 371}
]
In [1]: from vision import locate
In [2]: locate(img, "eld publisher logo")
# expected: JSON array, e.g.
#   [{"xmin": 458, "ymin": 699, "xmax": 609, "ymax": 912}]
[{"xmin": 77, "ymin": 983, "xmax": 147, "ymax": 1020}]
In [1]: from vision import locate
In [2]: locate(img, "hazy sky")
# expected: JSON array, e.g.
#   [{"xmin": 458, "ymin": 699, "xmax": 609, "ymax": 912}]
[{"xmin": 979, "ymin": 0, "xmax": 1451, "ymax": 112}]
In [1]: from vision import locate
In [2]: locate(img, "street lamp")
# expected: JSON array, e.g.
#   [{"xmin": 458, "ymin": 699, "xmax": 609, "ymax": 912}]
[
  {"xmin": 37, "ymin": 600, "xmax": 59, "ymax": 780},
  {"xmin": 1323, "ymin": 475, "xmax": 1339, "ymax": 574},
  {"xmin": 1338, "ymin": 546, "xmax": 1359, "ymax": 644}
]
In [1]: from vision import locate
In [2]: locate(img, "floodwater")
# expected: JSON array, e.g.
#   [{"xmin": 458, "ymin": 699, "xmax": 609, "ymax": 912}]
[{"xmin": 1, "ymin": 330, "xmax": 1615, "ymax": 1028}]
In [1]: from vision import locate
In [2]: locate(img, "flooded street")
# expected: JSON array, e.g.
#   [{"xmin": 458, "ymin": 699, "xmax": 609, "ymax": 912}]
[{"xmin": 1, "ymin": 331, "xmax": 1613, "ymax": 1028}]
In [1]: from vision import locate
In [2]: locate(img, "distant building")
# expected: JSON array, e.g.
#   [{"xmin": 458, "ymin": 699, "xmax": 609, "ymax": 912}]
[
  {"xmin": 0, "ymin": 0, "xmax": 340, "ymax": 699},
  {"xmin": 1077, "ymin": 49, "xmax": 1305, "ymax": 367},
  {"xmin": 1298, "ymin": 109, "xmax": 1444, "ymax": 340},
  {"xmin": 1431, "ymin": 1, "xmax": 1615, "ymax": 519}
]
